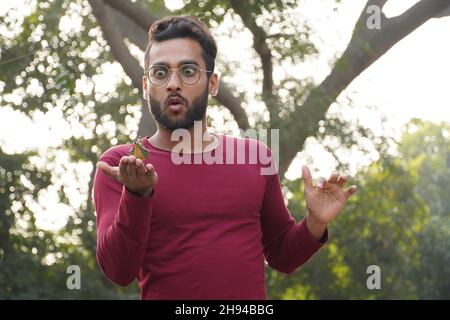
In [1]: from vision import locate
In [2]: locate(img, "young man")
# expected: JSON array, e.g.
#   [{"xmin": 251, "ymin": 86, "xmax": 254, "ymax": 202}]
[{"xmin": 93, "ymin": 15, "xmax": 357, "ymax": 300}]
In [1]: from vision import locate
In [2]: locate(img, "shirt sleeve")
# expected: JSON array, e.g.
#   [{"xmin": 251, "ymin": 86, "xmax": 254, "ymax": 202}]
[
  {"xmin": 259, "ymin": 146, "xmax": 328, "ymax": 275},
  {"xmin": 93, "ymin": 150, "xmax": 154, "ymax": 286}
]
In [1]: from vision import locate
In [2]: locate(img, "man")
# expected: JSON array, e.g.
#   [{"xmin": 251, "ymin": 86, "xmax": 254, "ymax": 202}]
[{"xmin": 93, "ymin": 15, "xmax": 357, "ymax": 300}]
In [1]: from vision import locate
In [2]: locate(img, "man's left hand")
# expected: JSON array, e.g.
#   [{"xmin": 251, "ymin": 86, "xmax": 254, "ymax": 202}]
[{"xmin": 302, "ymin": 165, "xmax": 357, "ymax": 227}]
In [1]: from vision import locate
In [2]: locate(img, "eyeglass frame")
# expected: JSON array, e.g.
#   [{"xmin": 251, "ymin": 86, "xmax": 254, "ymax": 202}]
[{"xmin": 145, "ymin": 63, "xmax": 213, "ymax": 86}]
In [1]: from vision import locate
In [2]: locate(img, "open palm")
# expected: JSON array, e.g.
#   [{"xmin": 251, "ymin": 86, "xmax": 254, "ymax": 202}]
[{"xmin": 302, "ymin": 166, "xmax": 357, "ymax": 225}]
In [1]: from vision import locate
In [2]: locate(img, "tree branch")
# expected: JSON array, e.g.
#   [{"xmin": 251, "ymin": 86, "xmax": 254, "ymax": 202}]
[
  {"xmin": 434, "ymin": 4, "xmax": 450, "ymax": 17},
  {"xmin": 103, "ymin": 0, "xmax": 158, "ymax": 30},
  {"xmin": 229, "ymin": 0, "xmax": 273, "ymax": 95},
  {"xmin": 279, "ymin": 0, "xmax": 450, "ymax": 176},
  {"xmin": 138, "ymin": 98, "xmax": 157, "ymax": 137},
  {"xmin": 215, "ymin": 82, "xmax": 250, "ymax": 130},
  {"xmin": 111, "ymin": 7, "xmax": 148, "ymax": 51},
  {"xmin": 88, "ymin": 0, "xmax": 143, "ymax": 90},
  {"xmin": 89, "ymin": 0, "xmax": 157, "ymax": 137},
  {"xmin": 228, "ymin": 0, "xmax": 279, "ymax": 124}
]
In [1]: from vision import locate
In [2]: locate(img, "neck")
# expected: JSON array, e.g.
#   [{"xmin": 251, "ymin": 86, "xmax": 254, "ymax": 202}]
[{"xmin": 149, "ymin": 119, "xmax": 218, "ymax": 153}]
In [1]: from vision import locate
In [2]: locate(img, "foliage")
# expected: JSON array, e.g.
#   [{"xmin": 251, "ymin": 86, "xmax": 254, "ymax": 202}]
[{"xmin": 1, "ymin": 0, "xmax": 448, "ymax": 299}]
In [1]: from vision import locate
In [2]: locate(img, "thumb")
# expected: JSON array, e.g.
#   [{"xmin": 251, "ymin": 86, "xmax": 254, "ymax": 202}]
[
  {"xmin": 302, "ymin": 165, "xmax": 314, "ymax": 193},
  {"xmin": 96, "ymin": 161, "xmax": 118, "ymax": 180}
]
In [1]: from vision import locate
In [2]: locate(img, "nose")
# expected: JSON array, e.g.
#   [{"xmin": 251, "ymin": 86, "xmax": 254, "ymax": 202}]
[{"xmin": 166, "ymin": 69, "xmax": 182, "ymax": 92}]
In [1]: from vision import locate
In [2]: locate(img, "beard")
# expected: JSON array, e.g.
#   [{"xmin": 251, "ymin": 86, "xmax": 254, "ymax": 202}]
[{"xmin": 148, "ymin": 85, "xmax": 209, "ymax": 131}]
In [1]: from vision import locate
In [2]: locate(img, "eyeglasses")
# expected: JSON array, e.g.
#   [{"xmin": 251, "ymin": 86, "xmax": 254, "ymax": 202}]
[{"xmin": 146, "ymin": 64, "xmax": 212, "ymax": 86}]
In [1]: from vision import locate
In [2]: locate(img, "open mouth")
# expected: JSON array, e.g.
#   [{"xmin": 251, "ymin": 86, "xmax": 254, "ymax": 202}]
[{"xmin": 167, "ymin": 97, "xmax": 185, "ymax": 112}]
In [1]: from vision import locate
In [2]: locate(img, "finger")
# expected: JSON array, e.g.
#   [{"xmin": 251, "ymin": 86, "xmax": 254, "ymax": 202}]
[
  {"xmin": 145, "ymin": 164, "xmax": 158, "ymax": 185},
  {"xmin": 96, "ymin": 161, "xmax": 118, "ymax": 180},
  {"xmin": 336, "ymin": 174, "xmax": 347, "ymax": 187},
  {"xmin": 149, "ymin": 170, "xmax": 157, "ymax": 184},
  {"xmin": 344, "ymin": 185, "xmax": 358, "ymax": 199},
  {"xmin": 136, "ymin": 159, "xmax": 146, "ymax": 176},
  {"xmin": 302, "ymin": 166, "xmax": 314, "ymax": 193},
  {"xmin": 145, "ymin": 163, "xmax": 155, "ymax": 178},
  {"xmin": 119, "ymin": 156, "xmax": 128, "ymax": 180},
  {"xmin": 316, "ymin": 177, "xmax": 326, "ymax": 189},
  {"xmin": 127, "ymin": 155, "xmax": 137, "ymax": 179},
  {"xmin": 328, "ymin": 171, "xmax": 339, "ymax": 184}
]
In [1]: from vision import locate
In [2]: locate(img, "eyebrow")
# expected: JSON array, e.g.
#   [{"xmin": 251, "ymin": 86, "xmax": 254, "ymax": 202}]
[{"xmin": 150, "ymin": 59, "xmax": 200, "ymax": 68}]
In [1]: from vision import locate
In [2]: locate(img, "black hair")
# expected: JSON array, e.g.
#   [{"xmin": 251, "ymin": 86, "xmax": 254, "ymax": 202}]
[{"xmin": 144, "ymin": 15, "xmax": 217, "ymax": 75}]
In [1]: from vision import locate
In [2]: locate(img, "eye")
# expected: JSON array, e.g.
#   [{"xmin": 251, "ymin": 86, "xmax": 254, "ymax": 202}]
[
  {"xmin": 152, "ymin": 67, "xmax": 167, "ymax": 79},
  {"xmin": 181, "ymin": 65, "xmax": 197, "ymax": 77}
]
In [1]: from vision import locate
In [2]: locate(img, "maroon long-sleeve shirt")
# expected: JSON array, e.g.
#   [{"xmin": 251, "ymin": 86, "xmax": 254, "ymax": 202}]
[{"xmin": 93, "ymin": 134, "xmax": 327, "ymax": 299}]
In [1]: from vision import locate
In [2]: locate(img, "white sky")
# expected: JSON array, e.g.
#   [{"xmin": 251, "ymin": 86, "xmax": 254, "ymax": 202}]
[{"xmin": 1, "ymin": 0, "xmax": 450, "ymax": 230}]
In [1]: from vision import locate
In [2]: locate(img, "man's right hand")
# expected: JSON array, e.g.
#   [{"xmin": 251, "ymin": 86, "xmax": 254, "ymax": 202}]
[{"xmin": 96, "ymin": 155, "xmax": 157, "ymax": 197}]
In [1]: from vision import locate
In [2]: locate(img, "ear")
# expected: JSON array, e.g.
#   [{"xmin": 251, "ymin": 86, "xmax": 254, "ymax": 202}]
[
  {"xmin": 142, "ymin": 75, "xmax": 149, "ymax": 100},
  {"xmin": 208, "ymin": 73, "xmax": 219, "ymax": 96}
]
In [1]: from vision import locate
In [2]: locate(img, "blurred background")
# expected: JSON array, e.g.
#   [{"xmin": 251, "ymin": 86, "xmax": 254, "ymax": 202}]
[{"xmin": 0, "ymin": 0, "xmax": 449, "ymax": 299}]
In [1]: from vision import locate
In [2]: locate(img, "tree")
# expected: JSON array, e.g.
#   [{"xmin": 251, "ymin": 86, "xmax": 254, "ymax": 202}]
[
  {"xmin": 267, "ymin": 153, "xmax": 428, "ymax": 299},
  {"xmin": 1, "ymin": 0, "xmax": 449, "ymax": 298},
  {"xmin": 90, "ymin": 0, "xmax": 450, "ymax": 174},
  {"xmin": 398, "ymin": 119, "xmax": 450, "ymax": 299},
  {"xmin": 266, "ymin": 120, "xmax": 450, "ymax": 299}
]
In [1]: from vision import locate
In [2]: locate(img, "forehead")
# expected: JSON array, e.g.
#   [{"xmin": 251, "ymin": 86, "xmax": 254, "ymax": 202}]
[{"xmin": 148, "ymin": 38, "xmax": 204, "ymax": 67}]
